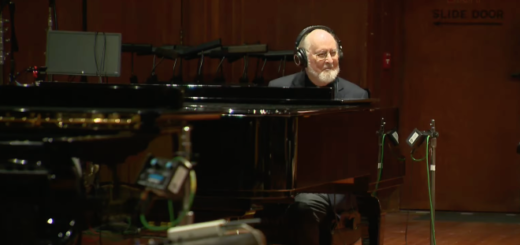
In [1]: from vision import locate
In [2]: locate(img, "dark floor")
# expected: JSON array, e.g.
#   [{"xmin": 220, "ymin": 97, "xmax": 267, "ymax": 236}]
[
  {"xmin": 81, "ymin": 211, "xmax": 520, "ymax": 244},
  {"xmin": 356, "ymin": 211, "xmax": 520, "ymax": 245}
]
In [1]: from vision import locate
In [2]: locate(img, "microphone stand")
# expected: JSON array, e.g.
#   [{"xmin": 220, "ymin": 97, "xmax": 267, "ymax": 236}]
[
  {"xmin": 129, "ymin": 52, "xmax": 138, "ymax": 83},
  {"xmin": 412, "ymin": 119, "xmax": 439, "ymax": 245},
  {"xmin": 47, "ymin": 0, "xmax": 55, "ymax": 82},
  {"xmin": 145, "ymin": 55, "xmax": 160, "ymax": 84},
  {"xmin": 8, "ymin": 1, "xmax": 17, "ymax": 85},
  {"xmin": 426, "ymin": 119, "xmax": 438, "ymax": 245},
  {"xmin": 239, "ymin": 55, "xmax": 249, "ymax": 85},
  {"xmin": 48, "ymin": 0, "xmax": 56, "ymax": 30},
  {"xmin": 194, "ymin": 53, "xmax": 205, "ymax": 84},
  {"xmin": 373, "ymin": 118, "xmax": 386, "ymax": 197},
  {"xmin": 80, "ymin": 0, "xmax": 87, "ymax": 83},
  {"xmin": 0, "ymin": 1, "xmax": 7, "ymax": 85}
]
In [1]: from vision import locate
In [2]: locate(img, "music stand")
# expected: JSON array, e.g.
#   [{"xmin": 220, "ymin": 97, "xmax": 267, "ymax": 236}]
[{"xmin": 45, "ymin": 30, "xmax": 122, "ymax": 82}]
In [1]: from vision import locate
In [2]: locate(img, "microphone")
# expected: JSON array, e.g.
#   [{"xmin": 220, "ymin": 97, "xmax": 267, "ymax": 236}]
[{"xmin": 9, "ymin": 2, "xmax": 17, "ymax": 52}]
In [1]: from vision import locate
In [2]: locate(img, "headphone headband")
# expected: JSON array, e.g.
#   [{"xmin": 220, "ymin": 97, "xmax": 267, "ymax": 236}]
[
  {"xmin": 295, "ymin": 25, "xmax": 337, "ymax": 49},
  {"xmin": 293, "ymin": 25, "xmax": 343, "ymax": 68}
]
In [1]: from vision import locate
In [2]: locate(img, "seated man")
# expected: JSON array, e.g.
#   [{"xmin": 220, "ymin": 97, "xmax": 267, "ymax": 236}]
[
  {"xmin": 268, "ymin": 25, "xmax": 368, "ymax": 245},
  {"xmin": 268, "ymin": 25, "xmax": 368, "ymax": 100}
]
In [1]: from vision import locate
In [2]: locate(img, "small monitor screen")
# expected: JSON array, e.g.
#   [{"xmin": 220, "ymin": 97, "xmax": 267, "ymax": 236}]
[{"xmin": 45, "ymin": 30, "xmax": 122, "ymax": 77}]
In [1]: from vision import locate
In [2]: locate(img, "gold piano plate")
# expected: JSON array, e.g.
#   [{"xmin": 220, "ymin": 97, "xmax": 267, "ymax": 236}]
[{"xmin": 0, "ymin": 111, "xmax": 142, "ymax": 130}]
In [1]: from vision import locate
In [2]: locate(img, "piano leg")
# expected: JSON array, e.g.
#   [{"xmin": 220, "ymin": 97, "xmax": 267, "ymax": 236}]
[{"xmin": 356, "ymin": 193, "xmax": 382, "ymax": 245}]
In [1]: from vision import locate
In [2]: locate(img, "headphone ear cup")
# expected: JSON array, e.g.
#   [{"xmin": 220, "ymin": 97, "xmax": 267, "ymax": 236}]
[
  {"xmin": 300, "ymin": 49, "xmax": 308, "ymax": 68},
  {"xmin": 294, "ymin": 48, "xmax": 308, "ymax": 68},
  {"xmin": 337, "ymin": 41, "xmax": 343, "ymax": 59}
]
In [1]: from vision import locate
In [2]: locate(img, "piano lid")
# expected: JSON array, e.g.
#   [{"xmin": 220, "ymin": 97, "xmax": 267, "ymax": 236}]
[
  {"xmin": 2, "ymin": 82, "xmax": 183, "ymax": 111},
  {"xmin": 157, "ymin": 83, "xmax": 375, "ymax": 105},
  {"xmin": 177, "ymin": 84, "xmax": 335, "ymax": 103},
  {"xmin": 164, "ymin": 84, "xmax": 376, "ymax": 117},
  {"xmin": 34, "ymin": 82, "xmax": 376, "ymax": 116},
  {"xmin": 182, "ymin": 101, "xmax": 375, "ymax": 117}
]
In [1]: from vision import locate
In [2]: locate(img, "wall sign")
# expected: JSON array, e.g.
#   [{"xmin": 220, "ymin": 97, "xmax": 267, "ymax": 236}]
[{"xmin": 433, "ymin": 1, "xmax": 503, "ymax": 26}]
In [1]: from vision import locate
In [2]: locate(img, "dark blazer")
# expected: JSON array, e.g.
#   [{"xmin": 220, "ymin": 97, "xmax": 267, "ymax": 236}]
[{"xmin": 268, "ymin": 71, "xmax": 368, "ymax": 100}]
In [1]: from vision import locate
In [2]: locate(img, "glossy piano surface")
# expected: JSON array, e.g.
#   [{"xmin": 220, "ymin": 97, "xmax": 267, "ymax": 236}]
[
  {"xmin": 0, "ymin": 82, "xmax": 220, "ymax": 245},
  {"xmin": 26, "ymin": 82, "xmax": 400, "ymax": 244},
  {"xmin": 179, "ymin": 83, "xmax": 401, "ymax": 245},
  {"xmin": 31, "ymin": 82, "xmax": 401, "ymax": 194},
  {"xmin": 189, "ymin": 103, "xmax": 400, "ymax": 196},
  {"xmin": 30, "ymin": 82, "xmax": 402, "ymax": 192},
  {"xmin": 183, "ymin": 101, "xmax": 375, "ymax": 116},
  {"xmin": 37, "ymin": 81, "xmax": 368, "ymax": 105},
  {"xmin": 0, "ymin": 83, "xmax": 221, "ymax": 164},
  {"xmin": 144, "ymin": 84, "xmax": 401, "ymax": 195},
  {"xmin": 2, "ymin": 82, "xmax": 184, "ymax": 110}
]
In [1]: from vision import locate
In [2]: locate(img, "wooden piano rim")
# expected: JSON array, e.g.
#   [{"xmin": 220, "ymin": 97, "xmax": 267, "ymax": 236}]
[
  {"xmin": 197, "ymin": 175, "xmax": 371, "ymax": 195},
  {"xmin": 157, "ymin": 113, "xmax": 222, "ymax": 121},
  {"xmin": 195, "ymin": 176, "xmax": 404, "ymax": 202}
]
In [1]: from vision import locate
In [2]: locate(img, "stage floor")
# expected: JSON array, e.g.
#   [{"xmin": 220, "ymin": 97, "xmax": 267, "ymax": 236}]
[
  {"xmin": 80, "ymin": 211, "xmax": 520, "ymax": 244},
  {"xmin": 337, "ymin": 211, "xmax": 520, "ymax": 245}
]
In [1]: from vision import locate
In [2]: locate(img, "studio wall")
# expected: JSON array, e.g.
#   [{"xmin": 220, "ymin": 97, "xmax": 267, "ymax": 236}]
[
  {"xmin": 2, "ymin": 0, "xmax": 369, "ymax": 91},
  {"xmin": 1, "ymin": 0, "xmax": 405, "ymax": 209},
  {"xmin": 399, "ymin": 0, "xmax": 520, "ymax": 212},
  {"xmin": 12, "ymin": 0, "xmax": 520, "ymax": 214}
]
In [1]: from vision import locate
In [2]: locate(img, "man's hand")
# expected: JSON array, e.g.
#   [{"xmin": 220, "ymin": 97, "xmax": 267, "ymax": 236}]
[{"xmin": 336, "ymin": 211, "xmax": 361, "ymax": 230}]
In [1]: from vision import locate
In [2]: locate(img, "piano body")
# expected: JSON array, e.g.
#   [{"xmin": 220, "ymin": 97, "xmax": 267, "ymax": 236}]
[
  {"xmin": 0, "ymin": 83, "xmax": 220, "ymax": 244},
  {"xmin": 178, "ymin": 84, "xmax": 403, "ymax": 245},
  {"xmin": 30, "ymin": 82, "xmax": 403, "ymax": 245}
]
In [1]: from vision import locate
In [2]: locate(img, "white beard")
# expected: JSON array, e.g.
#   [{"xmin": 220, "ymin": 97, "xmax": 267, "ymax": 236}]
[{"xmin": 307, "ymin": 65, "xmax": 340, "ymax": 86}]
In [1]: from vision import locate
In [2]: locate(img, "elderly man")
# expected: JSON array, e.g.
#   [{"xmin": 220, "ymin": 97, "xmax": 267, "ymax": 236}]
[
  {"xmin": 268, "ymin": 26, "xmax": 368, "ymax": 244},
  {"xmin": 268, "ymin": 25, "xmax": 368, "ymax": 100}
]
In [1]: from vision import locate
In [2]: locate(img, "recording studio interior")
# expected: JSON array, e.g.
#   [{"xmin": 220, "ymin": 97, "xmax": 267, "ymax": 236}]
[{"xmin": 0, "ymin": 0, "xmax": 519, "ymax": 244}]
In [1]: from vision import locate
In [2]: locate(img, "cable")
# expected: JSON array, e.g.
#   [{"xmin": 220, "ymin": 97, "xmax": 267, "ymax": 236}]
[
  {"xmin": 93, "ymin": 32, "xmax": 106, "ymax": 83},
  {"xmin": 94, "ymin": 32, "xmax": 99, "ymax": 77},
  {"xmin": 102, "ymin": 32, "xmax": 106, "ymax": 78},
  {"xmin": 139, "ymin": 157, "xmax": 197, "ymax": 231},
  {"xmin": 407, "ymin": 136, "xmax": 436, "ymax": 245},
  {"xmin": 53, "ymin": 1, "xmax": 58, "ymax": 30},
  {"xmin": 408, "ymin": 143, "xmax": 427, "ymax": 244},
  {"xmin": 151, "ymin": 57, "xmax": 165, "ymax": 73},
  {"xmin": 404, "ymin": 152, "xmax": 414, "ymax": 245},
  {"xmin": 411, "ymin": 147, "xmax": 426, "ymax": 162},
  {"xmin": 139, "ymin": 170, "xmax": 196, "ymax": 230},
  {"xmin": 372, "ymin": 134, "xmax": 406, "ymax": 197},
  {"xmin": 139, "ymin": 198, "xmax": 174, "ymax": 231},
  {"xmin": 372, "ymin": 134, "xmax": 386, "ymax": 197},
  {"xmin": 8, "ymin": 2, "xmax": 18, "ymax": 85},
  {"xmin": 54, "ymin": 9, "xmax": 58, "ymax": 30},
  {"xmin": 386, "ymin": 140, "xmax": 406, "ymax": 161},
  {"xmin": 80, "ymin": 0, "xmax": 88, "ymax": 83}
]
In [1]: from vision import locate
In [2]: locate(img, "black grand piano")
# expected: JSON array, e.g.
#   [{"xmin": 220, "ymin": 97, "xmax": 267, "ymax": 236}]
[
  {"xmin": 34, "ymin": 82, "xmax": 403, "ymax": 245},
  {"xmin": 181, "ymin": 84, "xmax": 403, "ymax": 245}
]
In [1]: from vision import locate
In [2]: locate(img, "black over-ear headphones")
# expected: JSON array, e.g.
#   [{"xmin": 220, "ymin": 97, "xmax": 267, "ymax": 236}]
[{"xmin": 294, "ymin": 25, "xmax": 343, "ymax": 68}]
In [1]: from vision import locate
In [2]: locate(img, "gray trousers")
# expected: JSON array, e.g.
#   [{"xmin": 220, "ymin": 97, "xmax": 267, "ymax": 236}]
[{"xmin": 284, "ymin": 193, "xmax": 357, "ymax": 245}]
